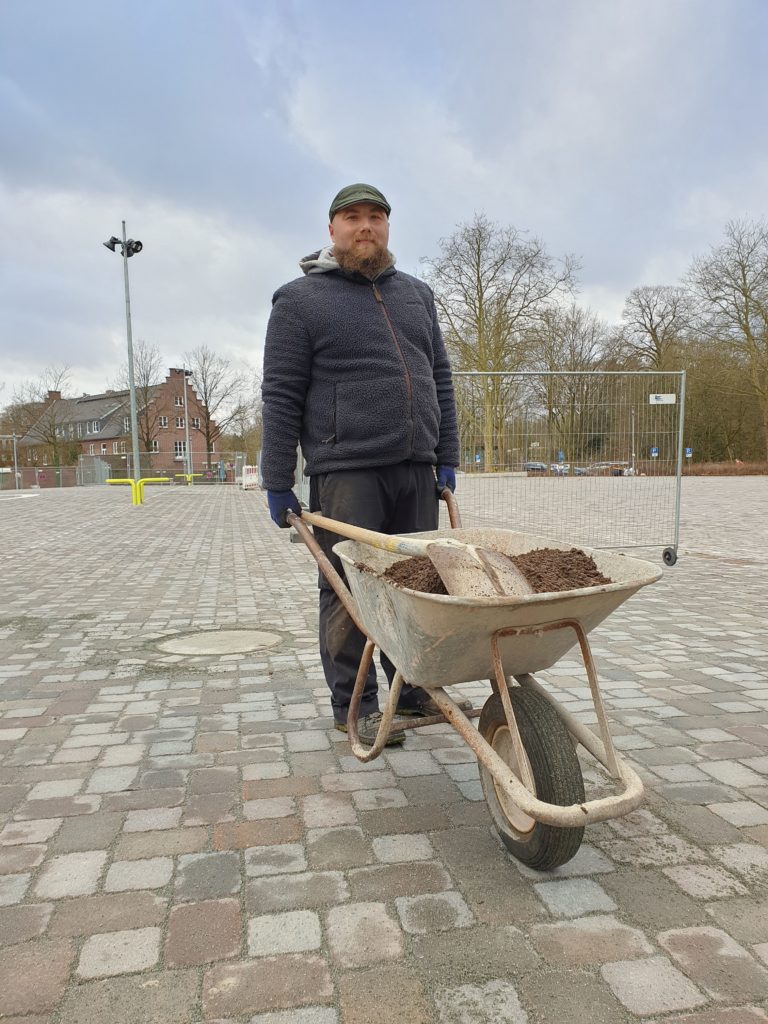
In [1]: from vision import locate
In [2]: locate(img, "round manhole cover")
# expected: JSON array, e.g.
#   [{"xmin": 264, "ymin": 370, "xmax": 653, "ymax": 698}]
[{"xmin": 157, "ymin": 630, "xmax": 282, "ymax": 655}]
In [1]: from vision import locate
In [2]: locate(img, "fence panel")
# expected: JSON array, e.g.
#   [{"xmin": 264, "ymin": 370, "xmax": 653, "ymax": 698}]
[{"xmin": 446, "ymin": 371, "xmax": 685, "ymax": 562}]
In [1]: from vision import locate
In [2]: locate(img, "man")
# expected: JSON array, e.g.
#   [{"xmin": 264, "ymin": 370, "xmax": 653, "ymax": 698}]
[{"xmin": 261, "ymin": 183, "xmax": 462, "ymax": 745}]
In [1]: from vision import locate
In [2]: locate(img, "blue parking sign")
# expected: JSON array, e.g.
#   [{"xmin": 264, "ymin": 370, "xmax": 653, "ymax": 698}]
[
  {"xmin": 685, "ymin": 447, "xmax": 693, "ymax": 458},
  {"xmin": 650, "ymin": 446, "xmax": 659, "ymax": 458}
]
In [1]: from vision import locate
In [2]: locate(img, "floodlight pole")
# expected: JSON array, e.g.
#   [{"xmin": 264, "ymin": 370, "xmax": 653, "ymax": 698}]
[{"xmin": 120, "ymin": 221, "xmax": 142, "ymax": 485}]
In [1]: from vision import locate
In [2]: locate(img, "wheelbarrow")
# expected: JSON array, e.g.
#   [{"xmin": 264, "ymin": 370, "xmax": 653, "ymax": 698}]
[{"xmin": 289, "ymin": 494, "xmax": 662, "ymax": 871}]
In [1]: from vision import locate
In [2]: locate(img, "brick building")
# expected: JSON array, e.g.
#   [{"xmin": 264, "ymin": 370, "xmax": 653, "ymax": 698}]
[{"xmin": 18, "ymin": 368, "xmax": 219, "ymax": 477}]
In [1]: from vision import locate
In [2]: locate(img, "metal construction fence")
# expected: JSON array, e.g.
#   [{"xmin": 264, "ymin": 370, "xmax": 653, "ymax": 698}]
[
  {"xmin": 76, "ymin": 452, "xmax": 237, "ymax": 485},
  {"xmin": 442, "ymin": 371, "xmax": 686, "ymax": 564}
]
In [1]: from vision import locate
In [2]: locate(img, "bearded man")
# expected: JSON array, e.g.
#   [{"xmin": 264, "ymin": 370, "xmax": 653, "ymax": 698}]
[{"xmin": 261, "ymin": 184, "xmax": 461, "ymax": 745}]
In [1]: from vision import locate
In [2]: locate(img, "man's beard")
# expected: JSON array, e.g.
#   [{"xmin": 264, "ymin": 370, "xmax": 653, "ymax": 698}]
[{"xmin": 333, "ymin": 242, "xmax": 395, "ymax": 279}]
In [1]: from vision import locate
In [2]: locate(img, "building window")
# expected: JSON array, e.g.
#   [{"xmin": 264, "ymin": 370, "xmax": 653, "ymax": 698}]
[
  {"xmin": 159, "ymin": 415, "xmax": 168, "ymax": 428},
  {"xmin": 210, "ymin": 442, "xmax": 215, "ymax": 453},
  {"xmin": 123, "ymin": 417, "xmax": 130, "ymax": 432},
  {"xmin": 174, "ymin": 395, "xmax": 183, "ymax": 407},
  {"xmin": 191, "ymin": 416, "xmax": 200, "ymax": 429},
  {"xmin": 151, "ymin": 440, "xmax": 159, "ymax": 453},
  {"xmin": 175, "ymin": 416, "xmax": 185, "ymax": 428},
  {"xmin": 120, "ymin": 441, "xmax": 126, "ymax": 454},
  {"xmin": 91, "ymin": 420, "xmax": 100, "ymax": 433},
  {"xmin": 101, "ymin": 443, "xmax": 107, "ymax": 454},
  {"xmin": 77, "ymin": 423, "xmax": 83, "ymax": 437},
  {"xmin": 88, "ymin": 443, "xmax": 95, "ymax": 455},
  {"xmin": 112, "ymin": 442, "xmax": 119, "ymax": 454},
  {"xmin": 174, "ymin": 440, "xmax": 187, "ymax": 459}
]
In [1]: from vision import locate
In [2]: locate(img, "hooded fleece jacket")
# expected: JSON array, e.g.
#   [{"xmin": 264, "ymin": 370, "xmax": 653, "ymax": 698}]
[{"xmin": 260, "ymin": 248, "xmax": 460, "ymax": 492}]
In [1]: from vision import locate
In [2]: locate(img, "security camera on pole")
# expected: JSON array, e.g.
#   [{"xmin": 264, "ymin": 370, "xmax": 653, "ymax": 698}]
[{"xmin": 103, "ymin": 223, "xmax": 143, "ymax": 487}]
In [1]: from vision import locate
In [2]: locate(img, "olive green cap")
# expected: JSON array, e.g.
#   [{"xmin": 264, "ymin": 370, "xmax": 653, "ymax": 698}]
[{"xmin": 329, "ymin": 183, "xmax": 391, "ymax": 221}]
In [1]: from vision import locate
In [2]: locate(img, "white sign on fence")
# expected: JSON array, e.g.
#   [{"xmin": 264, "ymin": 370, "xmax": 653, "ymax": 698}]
[{"xmin": 649, "ymin": 394, "xmax": 676, "ymax": 404}]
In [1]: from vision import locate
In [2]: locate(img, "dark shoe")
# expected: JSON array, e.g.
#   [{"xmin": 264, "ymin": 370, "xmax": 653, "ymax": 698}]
[
  {"xmin": 397, "ymin": 691, "xmax": 472, "ymax": 717},
  {"xmin": 335, "ymin": 711, "xmax": 406, "ymax": 747}
]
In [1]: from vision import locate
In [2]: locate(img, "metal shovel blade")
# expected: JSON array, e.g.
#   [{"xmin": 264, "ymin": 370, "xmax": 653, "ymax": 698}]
[{"xmin": 426, "ymin": 540, "xmax": 534, "ymax": 599}]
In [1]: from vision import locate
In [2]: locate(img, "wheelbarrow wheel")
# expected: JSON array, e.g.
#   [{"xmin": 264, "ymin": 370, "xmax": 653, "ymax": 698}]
[{"xmin": 478, "ymin": 687, "xmax": 585, "ymax": 871}]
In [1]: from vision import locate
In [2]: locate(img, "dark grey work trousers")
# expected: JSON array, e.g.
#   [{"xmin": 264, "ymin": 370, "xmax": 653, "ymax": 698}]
[{"xmin": 309, "ymin": 462, "xmax": 439, "ymax": 724}]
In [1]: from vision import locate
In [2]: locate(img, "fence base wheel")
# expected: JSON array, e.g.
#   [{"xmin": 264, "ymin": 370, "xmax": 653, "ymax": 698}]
[
  {"xmin": 663, "ymin": 547, "xmax": 678, "ymax": 566},
  {"xmin": 478, "ymin": 687, "xmax": 585, "ymax": 871}
]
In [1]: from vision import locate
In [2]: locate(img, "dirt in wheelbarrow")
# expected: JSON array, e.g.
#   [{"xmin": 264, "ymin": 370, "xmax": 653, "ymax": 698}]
[{"xmin": 374, "ymin": 547, "xmax": 612, "ymax": 596}]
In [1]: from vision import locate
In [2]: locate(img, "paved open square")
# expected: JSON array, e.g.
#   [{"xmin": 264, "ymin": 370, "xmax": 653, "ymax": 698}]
[{"xmin": 1, "ymin": 478, "xmax": 767, "ymax": 1023}]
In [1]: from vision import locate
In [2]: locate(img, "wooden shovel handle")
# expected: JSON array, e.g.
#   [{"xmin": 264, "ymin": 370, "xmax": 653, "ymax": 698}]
[{"xmin": 296, "ymin": 510, "xmax": 432, "ymax": 559}]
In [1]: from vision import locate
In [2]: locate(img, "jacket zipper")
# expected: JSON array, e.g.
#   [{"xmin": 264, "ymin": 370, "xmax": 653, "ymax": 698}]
[{"xmin": 372, "ymin": 282, "xmax": 413, "ymax": 407}]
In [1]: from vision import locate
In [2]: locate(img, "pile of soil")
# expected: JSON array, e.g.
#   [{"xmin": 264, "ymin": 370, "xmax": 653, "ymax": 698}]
[{"xmin": 381, "ymin": 547, "xmax": 612, "ymax": 596}]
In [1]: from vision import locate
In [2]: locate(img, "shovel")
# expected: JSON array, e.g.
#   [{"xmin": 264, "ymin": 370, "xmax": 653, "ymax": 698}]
[{"xmin": 293, "ymin": 510, "xmax": 533, "ymax": 598}]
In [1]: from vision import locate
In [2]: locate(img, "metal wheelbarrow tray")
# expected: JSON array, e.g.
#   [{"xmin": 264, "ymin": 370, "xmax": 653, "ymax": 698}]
[{"xmin": 294, "ymin": 511, "xmax": 661, "ymax": 871}]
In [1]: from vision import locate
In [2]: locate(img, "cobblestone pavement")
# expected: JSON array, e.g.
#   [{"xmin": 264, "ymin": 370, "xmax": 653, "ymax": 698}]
[{"xmin": 0, "ymin": 478, "xmax": 766, "ymax": 1024}]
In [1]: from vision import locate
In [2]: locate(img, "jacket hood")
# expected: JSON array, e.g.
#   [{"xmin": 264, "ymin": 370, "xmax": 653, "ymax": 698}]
[
  {"xmin": 299, "ymin": 245, "xmax": 397, "ymax": 278},
  {"xmin": 300, "ymin": 246, "xmax": 339, "ymax": 276}
]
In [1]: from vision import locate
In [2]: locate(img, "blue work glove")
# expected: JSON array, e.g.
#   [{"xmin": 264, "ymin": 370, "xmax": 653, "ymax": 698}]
[
  {"xmin": 267, "ymin": 489, "xmax": 301, "ymax": 528},
  {"xmin": 436, "ymin": 465, "xmax": 456, "ymax": 494}
]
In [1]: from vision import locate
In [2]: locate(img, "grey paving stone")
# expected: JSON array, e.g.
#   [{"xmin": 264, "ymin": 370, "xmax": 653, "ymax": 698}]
[
  {"xmin": 600, "ymin": 956, "xmax": 707, "ymax": 1015},
  {"xmin": 533, "ymin": 878, "xmax": 617, "ymax": 917},
  {"xmin": 174, "ymin": 851, "xmax": 241, "ymax": 901},
  {"xmin": 434, "ymin": 979, "xmax": 528, "ymax": 1024},
  {"xmin": 104, "ymin": 856, "xmax": 173, "ymax": 892},
  {"xmin": 244, "ymin": 843, "xmax": 307, "ymax": 877},
  {"xmin": 373, "ymin": 833, "xmax": 434, "ymax": 863},
  {"xmin": 395, "ymin": 890, "xmax": 474, "ymax": 934},
  {"xmin": 326, "ymin": 902, "xmax": 403, "ymax": 967},
  {"xmin": 34, "ymin": 850, "xmax": 107, "ymax": 899},
  {"xmin": 77, "ymin": 926, "xmax": 161, "ymax": 978},
  {"xmin": 247, "ymin": 910, "xmax": 322, "ymax": 955}
]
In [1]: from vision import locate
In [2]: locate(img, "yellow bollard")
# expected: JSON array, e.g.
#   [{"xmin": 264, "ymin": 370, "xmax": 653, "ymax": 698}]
[
  {"xmin": 106, "ymin": 478, "xmax": 139, "ymax": 505},
  {"xmin": 136, "ymin": 477, "xmax": 171, "ymax": 503}
]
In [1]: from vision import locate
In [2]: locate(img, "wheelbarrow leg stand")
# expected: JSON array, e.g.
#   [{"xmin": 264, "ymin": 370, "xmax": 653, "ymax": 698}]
[
  {"xmin": 346, "ymin": 639, "xmax": 405, "ymax": 762},
  {"xmin": 506, "ymin": 619, "xmax": 622, "ymax": 780}
]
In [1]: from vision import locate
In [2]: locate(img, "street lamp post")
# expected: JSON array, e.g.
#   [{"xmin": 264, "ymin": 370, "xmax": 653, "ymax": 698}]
[
  {"xmin": 182, "ymin": 367, "xmax": 192, "ymax": 480},
  {"xmin": 103, "ymin": 223, "xmax": 143, "ymax": 485}
]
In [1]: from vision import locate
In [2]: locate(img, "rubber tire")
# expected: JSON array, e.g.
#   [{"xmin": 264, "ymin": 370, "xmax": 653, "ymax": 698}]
[
  {"xmin": 663, "ymin": 547, "xmax": 678, "ymax": 566},
  {"xmin": 478, "ymin": 687, "xmax": 585, "ymax": 871}
]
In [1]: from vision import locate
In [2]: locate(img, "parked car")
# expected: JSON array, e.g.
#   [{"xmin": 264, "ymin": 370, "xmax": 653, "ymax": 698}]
[
  {"xmin": 550, "ymin": 463, "xmax": 570, "ymax": 476},
  {"xmin": 522, "ymin": 461, "xmax": 548, "ymax": 474},
  {"xmin": 589, "ymin": 461, "xmax": 630, "ymax": 477},
  {"xmin": 573, "ymin": 466, "xmax": 589, "ymax": 476}
]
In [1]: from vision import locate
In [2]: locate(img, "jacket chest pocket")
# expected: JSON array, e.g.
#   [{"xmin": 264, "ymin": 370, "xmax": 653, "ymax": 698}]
[{"xmin": 334, "ymin": 378, "xmax": 409, "ymax": 446}]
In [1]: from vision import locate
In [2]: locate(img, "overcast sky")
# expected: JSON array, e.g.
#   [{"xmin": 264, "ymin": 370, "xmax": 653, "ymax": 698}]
[{"xmin": 1, "ymin": 0, "xmax": 766, "ymax": 402}]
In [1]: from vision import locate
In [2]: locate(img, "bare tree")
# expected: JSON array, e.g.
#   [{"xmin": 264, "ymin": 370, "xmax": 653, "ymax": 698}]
[
  {"xmin": 422, "ymin": 214, "xmax": 578, "ymax": 469},
  {"xmin": 620, "ymin": 286, "xmax": 692, "ymax": 370},
  {"xmin": 12, "ymin": 366, "xmax": 74, "ymax": 465},
  {"xmin": 220, "ymin": 368, "xmax": 263, "ymax": 463},
  {"xmin": 689, "ymin": 219, "xmax": 768, "ymax": 459},
  {"xmin": 524, "ymin": 304, "xmax": 618, "ymax": 461},
  {"xmin": 184, "ymin": 346, "xmax": 245, "ymax": 467},
  {"xmin": 112, "ymin": 340, "xmax": 164, "ymax": 452},
  {"xmin": 681, "ymin": 339, "xmax": 762, "ymax": 462}
]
